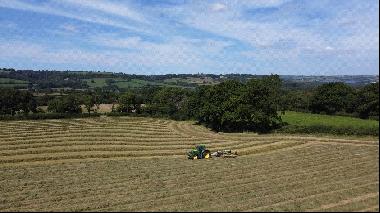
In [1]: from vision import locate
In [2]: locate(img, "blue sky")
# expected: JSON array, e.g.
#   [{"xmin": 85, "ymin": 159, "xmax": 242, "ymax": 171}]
[{"xmin": 0, "ymin": 0, "xmax": 378, "ymax": 75}]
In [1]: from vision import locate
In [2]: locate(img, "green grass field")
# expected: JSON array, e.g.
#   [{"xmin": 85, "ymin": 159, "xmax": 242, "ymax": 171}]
[
  {"xmin": 280, "ymin": 111, "xmax": 379, "ymax": 136},
  {"xmin": 0, "ymin": 78, "xmax": 29, "ymax": 88},
  {"xmin": 0, "ymin": 117, "xmax": 378, "ymax": 211},
  {"xmin": 83, "ymin": 78, "xmax": 109, "ymax": 87}
]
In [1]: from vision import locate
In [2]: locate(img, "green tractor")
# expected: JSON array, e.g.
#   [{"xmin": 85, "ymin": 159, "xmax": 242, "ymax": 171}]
[{"xmin": 187, "ymin": 145, "xmax": 211, "ymax": 160}]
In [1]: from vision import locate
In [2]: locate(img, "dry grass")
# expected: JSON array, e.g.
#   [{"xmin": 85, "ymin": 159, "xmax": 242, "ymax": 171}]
[{"xmin": 0, "ymin": 116, "xmax": 378, "ymax": 211}]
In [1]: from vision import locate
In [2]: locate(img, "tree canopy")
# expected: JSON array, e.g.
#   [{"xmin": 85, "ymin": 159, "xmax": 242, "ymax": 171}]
[
  {"xmin": 0, "ymin": 88, "xmax": 36, "ymax": 115},
  {"xmin": 310, "ymin": 82, "xmax": 355, "ymax": 115},
  {"xmin": 194, "ymin": 75, "xmax": 283, "ymax": 132}
]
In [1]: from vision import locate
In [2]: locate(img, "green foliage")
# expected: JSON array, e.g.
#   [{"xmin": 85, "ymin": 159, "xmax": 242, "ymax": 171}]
[
  {"xmin": 47, "ymin": 95, "xmax": 82, "ymax": 114},
  {"xmin": 353, "ymin": 83, "xmax": 379, "ymax": 119},
  {"xmin": 147, "ymin": 87, "xmax": 192, "ymax": 120},
  {"xmin": 0, "ymin": 88, "xmax": 36, "ymax": 115},
  {"xmin": 279, "ymin": 111, "xmax": 379, "ymax": 136},
  {"xmin": 93, "ymin": 87, "xmax": 118, "ymax": 104},
  {"xmin": 282, "ymin": 90, "xmax": 311, "ymax": 112},
  {"xmin": 83, "ymin": 94, "xmax": 96, "ymax": 114},
  {"xmin": 310, "ymin": 82, "xmax": 355, "ymax": 115},
  {"xmin": 195, "ymin": 75, "xmax": 283, "ymax": 132},
  {"xmin": 117, "ymin": 92, "xmax": 142, "ymax": 113}
]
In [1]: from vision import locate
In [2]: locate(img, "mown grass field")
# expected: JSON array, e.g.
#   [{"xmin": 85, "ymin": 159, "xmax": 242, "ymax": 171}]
[
  {"xmin": 0, "ymin": 117, "xmax": 378, "ymax": 211},
  {"xmin": 279, "ymin": 111, "xmax": 379, "ymax": 136}
]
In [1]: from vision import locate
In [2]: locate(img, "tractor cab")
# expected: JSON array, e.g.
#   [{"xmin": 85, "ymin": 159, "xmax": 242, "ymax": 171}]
[{"xmin": 187, "ymin": 145, "xmax": 211, "ymax": 159}]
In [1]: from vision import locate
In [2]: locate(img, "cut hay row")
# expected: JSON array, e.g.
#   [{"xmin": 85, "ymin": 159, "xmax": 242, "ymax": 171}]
[
  {"xmin": 1, "ymin": 143, "xmax": 360, "ymax": 191},
  {"xmin": 0, "ymin": 120, "xmax": 170, "ymax": 131},
  {"xmin": 0, "ymin": 124, "xmax": 174, "ymax": 132},
  {"xmin": 308, "ymin": 192, "xmax": 379, "ymax": 212},
  {"xmin": 250, "ymin": 183, "xmax": 379, "ymax": 212},
  {"xmin": 1, "ymin": 143, "xmax": 376, "ymax": 191},
  {"xmin": 0, "ymin": 117, "xmax": 170, "ymax": 126},
  {"xmin": 2, "ymin": 163, "xmax": 377, "ymax": 212},
  {"xmin": 0, "ymin": 117, "xmax": 378, "ymax": 211},
  {"xmin": 59, "ymin": 170, "xmax": 378, "ymax": 212},
  {"xmin": 0, "ymin": 138, "xmax": 290, "ymax": 155},
  {"xmin": 2, "ymin": 154, "xmax": 376, "ymax": 211},
  {"xmin": 0, "ymin": 141, "xmax": 306, "ymax": 164},
  {"xmin": 2, "ymin": 143, "xmax": 370, "ymax": 196},
  {"xmin": 172, "ymin": 121, "xmax": 379, "ymax": 144},
  {"xmin": 0, "ymin": 140, "xmax": 375, "ymax": 166},
  {"xmin": 2, "ymin": 118, "xmax": 377, "ymax": 144},
  {"xmin": 0, "ymin": 133, "xmax": 186, "ymax": 142},
  {"xmin": 1, "ymin": 144, "xmax": 368, "ymax": 189},
  {"xmin": 85, "ymin": 164, "xmax": 378, "ymax": 212},
  {"xmin": 3, "ymin": 131, "xmax": 374, "ymax": 147},
  {"xmin": 138, "ymin": 175, "xmax": 378, "ymax": 212}
]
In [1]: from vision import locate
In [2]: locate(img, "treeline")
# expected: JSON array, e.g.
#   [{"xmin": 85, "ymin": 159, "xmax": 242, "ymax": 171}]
[
  {"xmin": 1, "ymin": 75, "xmax": 378, "ymax": 133},
  {"xmin": 283, "ymin": 82, "xmax": 379, "ymax": 120},
  {"xmin": 0, "ymin": 75, "xmax": 284, "ymax": 132},
  {"xmin": 2, "ymin": 68, "xmax": 378, "ymax": 93},
  {"xmin": 0, "ymin": 89, "xmax": 37, "ymax": 115}
]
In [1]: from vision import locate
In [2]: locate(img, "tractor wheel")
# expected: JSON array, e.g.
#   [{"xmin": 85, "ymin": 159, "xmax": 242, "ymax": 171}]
[{"xmin": 204, "ymin": 150, "xmax": 211, "ymax": 159}]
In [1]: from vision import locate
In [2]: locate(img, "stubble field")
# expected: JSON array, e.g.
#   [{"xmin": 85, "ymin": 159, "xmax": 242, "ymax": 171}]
[{"xmin": 0, "ymin": 116, "xmax": 378, "ymax": 211}]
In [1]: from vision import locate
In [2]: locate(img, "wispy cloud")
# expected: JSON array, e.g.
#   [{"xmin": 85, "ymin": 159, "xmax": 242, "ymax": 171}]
[
  {"xmin": 210, "ymin": 3, "xmax": 227, "ymax": 12},
  {"xmin": 0, "ymin": 0, "xmax": 151, "ymax": 34},
  {"xmin": 59, "ymin": 0, "xmax": 147, "ymax": 23},
  {"xmin": 0, "ymin": 0, "xmax": 378, "ymax": 74},
  {"xmin": 59, "ymin": 23, "xmax": 78, "ymax": 33}
]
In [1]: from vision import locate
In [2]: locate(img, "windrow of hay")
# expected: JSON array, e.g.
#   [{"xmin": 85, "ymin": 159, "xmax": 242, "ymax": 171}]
[{"xmin": 0, "ymin": 116, "xmax": 378, "ymax": 211}]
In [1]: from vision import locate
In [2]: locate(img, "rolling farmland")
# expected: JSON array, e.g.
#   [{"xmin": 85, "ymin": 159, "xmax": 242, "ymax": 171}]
[{"xmin": 0, "ymin": 117, "xmax": 378, "ymax": 211}]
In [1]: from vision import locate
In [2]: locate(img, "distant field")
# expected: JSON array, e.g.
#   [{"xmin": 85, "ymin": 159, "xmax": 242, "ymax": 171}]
[
  {"xmin": 83, "ymin": 78, "xmax": 109, "ymax": 87},
  {"xmin": 0, "ymin": 117, "xmax": 378, "ymax": 211},
  {"xmin": 84, "ymin": 78, "xmax": 177, "ymax": 89},
  {"xmin": 84, "ymin": 77, "xmax": 219, "ymax": 89},
  {"xmin": 114, "ymin": 79, "xmax": 167, "ymax": 88},
  {"xmin": 0, "ymin": 78, "xmax": 28, "ymax": 88},
  {"xmin": 163, "ymin": 77, "xmax": 218, "ymax": 86},
  {"xmin": 280, "ymin": 111, "xmax": 379, "ymax": 136}
]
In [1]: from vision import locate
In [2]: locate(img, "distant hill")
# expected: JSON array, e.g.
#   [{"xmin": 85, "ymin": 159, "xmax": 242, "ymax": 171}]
[{"xmin": 1, "ymin": 68, "xmax": 378, "ymax": 92}]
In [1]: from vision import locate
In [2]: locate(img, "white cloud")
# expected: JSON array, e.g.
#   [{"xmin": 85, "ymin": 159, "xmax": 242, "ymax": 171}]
[
  {"xmin": 90, "ymin": 33, "xmax": 233, "ymax": 57},
  {"xmin": 91, "ymin": 34, "xmax": 142, "ymax": 49},
  {"xmin": 59, "ymin": 0, "xmax": 147, "ymax": 23},
  {"xmin": 210, "ymin": 3, "xmax": 227, "ymax": 12},
  {"xmin": 0, "ymin": 0, "xmax": 377, "ymax": 74},
  {"xmin": 0, "ymin": 38, "xmax": 220, "ymax": 72},
  {"xmin": 60, "ymin": 23, "xmax": 78, "ymax": 33},
  {"xmin": 0, "ymin": 0, "xmax": 151, "ymax": 34}
]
